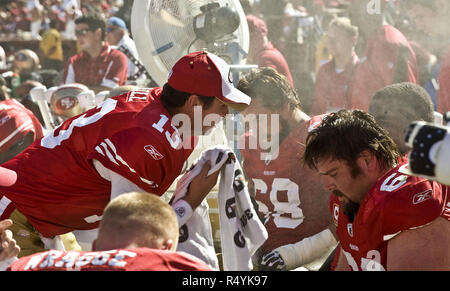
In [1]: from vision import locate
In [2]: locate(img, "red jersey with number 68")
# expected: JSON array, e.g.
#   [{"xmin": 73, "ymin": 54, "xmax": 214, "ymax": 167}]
[
  {"xmin": 7, "ymin": 248, "xmax": 212, "ymax": 271},
  {"xmin": 241, "ymin": 115, "xmax": 332, "ymax": 254},
  {"xmin": 330, "ymin": 163, "xmax": 450, "ymax": 271},
  {"xmin": 0, "ymin": 88, "xmax": 195, "ymax": 237}
]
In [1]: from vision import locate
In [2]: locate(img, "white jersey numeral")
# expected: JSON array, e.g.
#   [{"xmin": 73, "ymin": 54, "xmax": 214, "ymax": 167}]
[
  {"xmin": 380, "ymin": 172, "xmax": 407, "ymax": 192},
  {"xmin": 252, "ymin": 178, "xmax": 304, "ymax": 229},
  {"xmin": 342, "ymin": 249, "xmax": 385, "ymax": 271},
  {"xmin": 152, "ymin": 114, "xmax": 181, "ymax": 149}
]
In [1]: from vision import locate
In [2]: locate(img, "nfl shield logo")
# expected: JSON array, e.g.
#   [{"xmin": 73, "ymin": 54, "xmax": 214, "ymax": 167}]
[
  {"xmin": 175, "ymin": 206, "xmax": 186, "ymax": 218},
  {"xmin": 347, "ymin": 223, "xmax": 353, "ymax": 237},
  {"xmin": 264, "ymin": 155, "xmax": 272, "ymax": 165}
]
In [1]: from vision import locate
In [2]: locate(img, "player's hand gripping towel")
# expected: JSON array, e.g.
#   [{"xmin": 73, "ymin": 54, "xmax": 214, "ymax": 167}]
[{"xmin": 171, "ymin": 146, "xmax": 268, "ymax": 271}]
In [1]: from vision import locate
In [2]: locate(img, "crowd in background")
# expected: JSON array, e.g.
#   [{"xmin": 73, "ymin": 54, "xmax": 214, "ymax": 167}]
[
  {"xmin": 0, "ymin": 0, "xmax": 131, "ymax": 40},
  {"xmin": 0, "ymin": 0, "xmax": 447, "ymax": 117},
  {"xmin": 241, "ymin": 0, "xmax": 448, "ymax": 115}
]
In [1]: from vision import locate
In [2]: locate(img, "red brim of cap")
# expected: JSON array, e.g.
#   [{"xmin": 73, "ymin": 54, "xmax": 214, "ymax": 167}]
[{"xmin": 0, "ymin": 166, "xmax": 17, "ymax": 187}]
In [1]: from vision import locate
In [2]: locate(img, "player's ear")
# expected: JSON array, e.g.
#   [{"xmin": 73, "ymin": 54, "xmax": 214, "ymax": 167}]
[
  {"xmin": 180, "ymin": 94, "xmax": 199, "ymax": 117},
  {"xmin": 161, "ymin": 239, "xmax": 175, "ymax": 251},
  {"xmin": 186, "ymin": 94, "xmax": 201, "ymax": 112},
  {"xmin": 357, "ymin": 150, "xmax": 377, "ymax": 172},
  {"xmin": 188, "ymin": 94, "xmax": 200, "ymax": 106}
]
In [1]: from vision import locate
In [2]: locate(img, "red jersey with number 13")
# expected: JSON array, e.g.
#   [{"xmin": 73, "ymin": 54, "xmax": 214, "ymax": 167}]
[{"xmin": 0, "ymin": 88, "xmax": 195, "ymax": 237}]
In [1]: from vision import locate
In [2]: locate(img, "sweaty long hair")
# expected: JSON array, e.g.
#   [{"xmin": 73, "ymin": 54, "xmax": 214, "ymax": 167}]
[
  {"xmin": 237, "ymin": 67, "xmax": 301, "ymax": 111},
  {"xmin": 303, "ymin": 110, "xmax": 400, "ymax": 171}
]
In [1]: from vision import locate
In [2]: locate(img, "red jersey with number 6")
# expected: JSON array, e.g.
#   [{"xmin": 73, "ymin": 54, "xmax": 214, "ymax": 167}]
[
  {"xmin": 7, "ymin": 248, "xmax": 212, "ymax": 271},
  {"xmin": 240, "ymin": 115, "xmax": 332, "ymax": 254},
  {"xmin": 330, "ymin": 163, "xmax": 450, "ymax": 271},
  {"xmin": 0, "ymin": 88, "xmax": 195, "ymax": 237}
]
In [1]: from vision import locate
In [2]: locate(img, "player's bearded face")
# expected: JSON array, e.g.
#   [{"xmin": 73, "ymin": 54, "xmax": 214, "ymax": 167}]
[
  {"xmin": 333, "ymin": 190, "xmax": 360, "ymax": 223},
  {"xmin": 334, "ymin": 162, "xmax": 363, "ymax": 222},
  {"xmin": 318, "ymin": 157, "xmax": 363, "ymax": 222}
]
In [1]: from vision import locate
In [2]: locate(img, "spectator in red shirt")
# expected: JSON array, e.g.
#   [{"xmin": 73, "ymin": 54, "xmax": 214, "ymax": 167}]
[
  {"xmin": 311, "ymin": 17, "xmax": 359, "ymax": 115},
  {"xmin": 246, "ymin": 15, "xmax": 295, "ymax": 88},
  {"xmin": 405, "ymin": 0, "xmax": 450, "ymax": 114},
  {"xmin": 62, "ymin": 13, "xmax": 128, "ymax": 93},
  {"xmin": 348, "ymin": 0, "xmax": 418, "ymax": 111}
]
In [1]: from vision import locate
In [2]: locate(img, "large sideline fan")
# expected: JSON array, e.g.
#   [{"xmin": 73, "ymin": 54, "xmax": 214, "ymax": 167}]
[{"xmin": 130, "ymin": 0, "xmax": 249, "ymax": 87}]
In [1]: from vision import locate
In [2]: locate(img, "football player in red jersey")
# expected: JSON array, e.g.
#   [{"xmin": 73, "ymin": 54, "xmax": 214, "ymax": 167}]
[
  {"xmin": 347, "ymin": 0, "xmax": 419, "ymax": 111},
  {"xmin": 304, "ymin": 110, "xmax": 450, "ymax": 270},
  {"xmin": 0, "ymin": 51, "xmax": 251, "ymax": 257},
  {"xmin": 2, "ymin": 191, "xmax": 212, "ymax": 271},
  {"xmin": 237, "ymin": 67, "xmax": 337, "ymax": 271}
]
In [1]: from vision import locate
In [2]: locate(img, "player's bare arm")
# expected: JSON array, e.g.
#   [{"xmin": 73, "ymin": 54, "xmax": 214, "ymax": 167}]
[{"xmin": 387, "ymin": 216, "xmax": 450, "ymax": 270}]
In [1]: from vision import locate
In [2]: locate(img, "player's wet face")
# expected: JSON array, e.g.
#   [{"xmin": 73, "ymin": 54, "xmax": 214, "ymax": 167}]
[
  {"xmin": 199, "ymin": 97, "xmax": 229, "ymax": 135},
  {"xmin": 317, "ymin": 157, "xmax": 366, "ymax": 205},
  {"xmin": 242, "ymin": 99, "xmax": 281, "ymax": 140}
]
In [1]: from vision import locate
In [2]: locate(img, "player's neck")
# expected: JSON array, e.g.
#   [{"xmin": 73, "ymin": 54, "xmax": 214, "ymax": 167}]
[
  {"xmin": 275, "ymin": 108, "xmax": 309, "ymax": 145},
  {"xmin": 287, "ymin": 108, "xmax": 309, "ymax": 129}
]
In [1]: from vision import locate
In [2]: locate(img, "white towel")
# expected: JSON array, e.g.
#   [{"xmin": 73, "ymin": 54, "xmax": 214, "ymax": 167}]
[
  {"xmin": 217, "ymin": 148, "xmax": 268, "ymax": 271},
  {"xmin": 171, "ymin": 146, "xmax": 267, "ymax": 271}
]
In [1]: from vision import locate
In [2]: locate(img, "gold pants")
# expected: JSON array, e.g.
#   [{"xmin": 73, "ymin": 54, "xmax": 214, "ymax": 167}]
[{"xmin": 9, "ymin": 209, "xmax": 82, "ymax": 257}]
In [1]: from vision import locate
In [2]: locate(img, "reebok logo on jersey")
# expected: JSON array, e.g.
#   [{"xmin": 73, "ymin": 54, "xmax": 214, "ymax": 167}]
[
  {"xmin": 144, "ymin": 145, "xmax": 164, "ymax": 160},
  {"xmin": 412, "ymin": 189, "xmax": 433, "ymax": 205}
]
